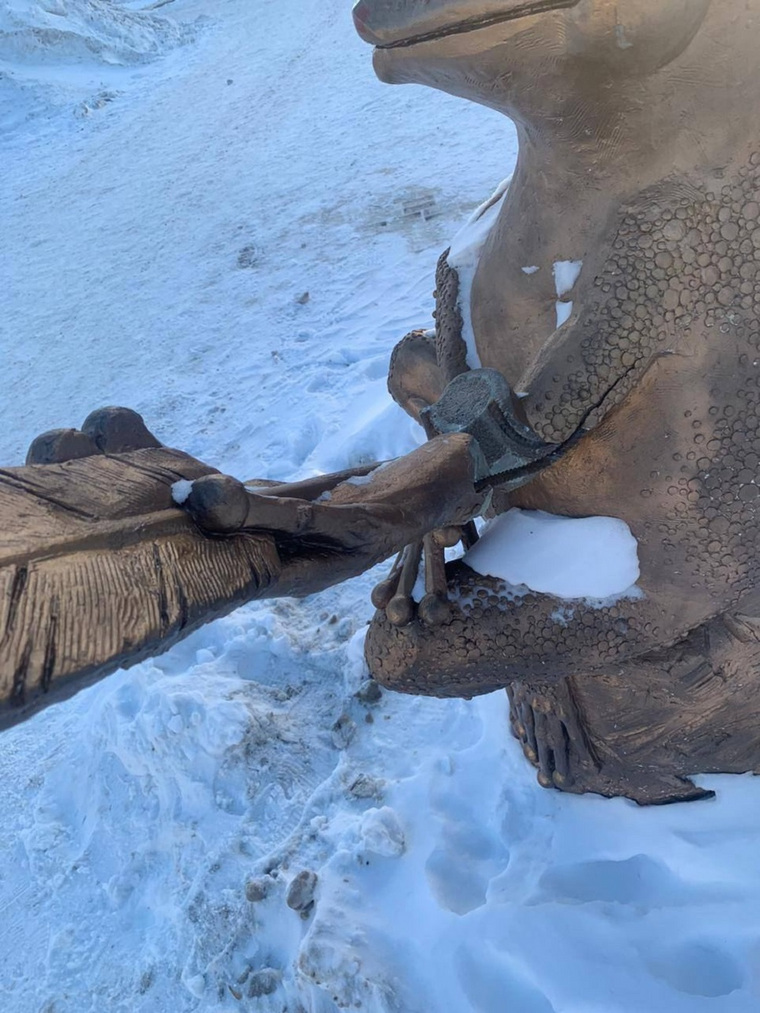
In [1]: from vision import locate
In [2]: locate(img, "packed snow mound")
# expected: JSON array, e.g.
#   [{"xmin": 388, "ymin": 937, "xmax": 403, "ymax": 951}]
[
  {"xmin": 0, "ymin": 0, "xmax": 191, "ymax": 66},
  {"xmin": 464, "ymin": 508, "xmax": 641, "ymax": 600}
]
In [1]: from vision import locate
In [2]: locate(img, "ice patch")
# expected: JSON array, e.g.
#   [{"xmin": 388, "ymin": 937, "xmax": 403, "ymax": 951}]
[
  {"xmin": 615, "ymin": 23, "xmax": 634, "ymax": 49},
  {"xmin": 345, "ymin": 471, "xmax": 375, "ymax": 487},
  {"xmin": 463, "ymin": 508, "xmax": 640, "ymax": 599},
  {"xmin": 550, "ymin": 605, "xmax": 574, "ymax": 625},
  {"xmin": 521, "ymin": 265, "xmax": 539, "ymax": 275}
]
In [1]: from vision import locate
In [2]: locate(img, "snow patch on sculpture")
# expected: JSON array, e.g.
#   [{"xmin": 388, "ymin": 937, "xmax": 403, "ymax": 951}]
[
  {"xmin": 553, "ymin": 259, "xmax": 582, "ymax": 330},
  {"xmin": 553, "ymin": 259, "xmax": 583, "ymax": 297},
  {"xmin": 464, "ymin": 508, "xmax": 640, "ymax": 600},
  {"xmin": 447, "ymin": 176, "xmax": 511, "ymax": 369},
  {"xmin": 171, "ymin": 478, "xmax": 193, "ymax": 505},
  {"xmin": 555, "ymin": 299, "xmax": 573, "ymax": 328}
]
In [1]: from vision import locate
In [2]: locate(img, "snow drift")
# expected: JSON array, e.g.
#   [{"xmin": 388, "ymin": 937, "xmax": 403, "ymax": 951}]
[
  {"xmin": 0, "ymin": 0, "xmax": 194, "ymax": 139},
  {"xmin": 3, "ymin": 1, "xmax": 760, "ymax": 1011}
]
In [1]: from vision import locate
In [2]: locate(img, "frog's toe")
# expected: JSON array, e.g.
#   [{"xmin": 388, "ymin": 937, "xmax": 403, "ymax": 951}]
[
  {"xmin": 25, "ymin": 406, "xmax": 162, "ymax": 464},
  {"xmin": 81, "ymin": 406, "xmax": 162, "ymax": 453},
  {"xmin": 507, "ymin": 680, "xmax": 601, "ymax": 791}
]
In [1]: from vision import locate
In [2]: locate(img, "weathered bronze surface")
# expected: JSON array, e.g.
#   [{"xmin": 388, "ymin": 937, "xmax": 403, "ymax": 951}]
[
  {"xmin": 358, "ymin": 0, "xmax": 760, "ymax": 802},
  {"xmin": 5, "ymin": 0, "xmax": 760, "ymax": 808}
]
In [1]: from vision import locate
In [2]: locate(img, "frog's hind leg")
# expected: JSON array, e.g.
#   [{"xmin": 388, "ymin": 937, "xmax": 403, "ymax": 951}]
[
  {"xmin": 506, "ymin": 675, "xmax": 714, "ymax": 804},
  {"xmin": 506, "ymin": 608, "xmax": 760, "ymax": 804},
  {"xmin": 365, "ymin": 562, "xmax": 760, "ymax": 803}
]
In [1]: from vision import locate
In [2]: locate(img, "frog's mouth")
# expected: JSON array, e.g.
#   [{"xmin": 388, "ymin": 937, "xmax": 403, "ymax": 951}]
[{"xmin": 353, "ymin": 0, "xmax": 581, "ymax": 50}]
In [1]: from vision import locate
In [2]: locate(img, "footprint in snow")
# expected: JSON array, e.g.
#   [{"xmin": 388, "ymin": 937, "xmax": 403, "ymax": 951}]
[
  {"xmin": 641, "ymin": 939, "xmax": 745, "ymax": 998},
  {"xmin": 529, "ymin": 852, "xmax": 749, "ymax": 916},
  {"xmin": 425, "ymin": 808, "xmax": 509, "ymax": 915},
  {"xmin": 530, "ymin": 853, "xmax": 721, "ymax": 908},
  {"xmin": 455, "ymin": 943, "xmax": 555, "ymax": 1013}
]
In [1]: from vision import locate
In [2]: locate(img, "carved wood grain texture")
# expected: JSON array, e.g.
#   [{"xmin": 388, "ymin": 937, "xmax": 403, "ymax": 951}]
[{"xmin": 0, "ymin": 449, "xmax": 280, "ymax": 731}]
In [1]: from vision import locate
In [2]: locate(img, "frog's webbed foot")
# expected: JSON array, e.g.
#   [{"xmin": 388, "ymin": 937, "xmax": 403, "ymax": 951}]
[
  {"xmin": 507, "ymin": 679, "xmax": 600, "ymax": 790},
  {"xmin": 506, "ymin": 677, "xmax": 717, "ymax": 804}
]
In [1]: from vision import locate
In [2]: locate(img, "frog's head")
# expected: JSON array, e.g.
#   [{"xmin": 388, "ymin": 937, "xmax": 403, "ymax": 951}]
[{"xmin": 353, "ymin": 0, "xmax": 711, "ymax": 120}]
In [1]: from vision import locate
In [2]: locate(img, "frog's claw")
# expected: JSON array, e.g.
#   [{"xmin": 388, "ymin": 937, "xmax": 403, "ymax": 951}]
[{"xmin": 371, "ymin": 522, "xmax": 480, "ymax": 628}]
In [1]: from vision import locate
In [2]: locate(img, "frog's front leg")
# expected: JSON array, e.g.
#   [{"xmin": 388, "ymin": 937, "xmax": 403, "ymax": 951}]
[
  {"xmin": 365, "ymin": 558, "xmax": 690, "ymax": 697},
  {"xmin": 382, "ymin": 253, "xmax": 487, "ymax": 625}
]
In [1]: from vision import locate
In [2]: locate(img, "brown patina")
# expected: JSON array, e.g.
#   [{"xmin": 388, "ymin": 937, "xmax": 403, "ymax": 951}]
[
  {"xmin": 4, "ymin": 1, "xmax": 760, "ymax": 806},
  {"xmin": 360, "ymin": 0, "xmax": 760, "ymax": 803}
]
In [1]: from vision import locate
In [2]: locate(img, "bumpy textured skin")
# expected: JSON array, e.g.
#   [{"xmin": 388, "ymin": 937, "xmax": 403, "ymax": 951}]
[
  {"xmin": 374, "ymin": 161, "xmax": 760, "ymax": 803},
  {"xmin": 433, "ymin": 250, "xmax": 470, "ymax": 384},
  {"xmin": 358, "ymin": 0, "xmax": 760, "ymax": 801},
  {"xmin": 521, "ymin": 171, "xmax": 760, "ymax": 445},
  {"xmin": 366, "ymin": 562, "xmax": 646, "ymax": 694}
]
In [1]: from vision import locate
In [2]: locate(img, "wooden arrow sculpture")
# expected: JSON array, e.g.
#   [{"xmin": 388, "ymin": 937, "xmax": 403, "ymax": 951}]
[{"xmin": 0, "ymin": 406, "xmax": 486, "ymax": 733}]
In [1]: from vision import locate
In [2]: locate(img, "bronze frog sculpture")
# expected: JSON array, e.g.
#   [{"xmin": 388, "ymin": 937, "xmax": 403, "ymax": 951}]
[
  {"xmin": 4, "ymin": 0, "xmax": 760, "ymax": 806},
  {"xmin": 356, "ymin": 0, "xmax": 760, "ymax": 802}
]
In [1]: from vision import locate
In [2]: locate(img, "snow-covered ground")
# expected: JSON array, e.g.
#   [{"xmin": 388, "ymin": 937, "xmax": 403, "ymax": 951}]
[{"xmin": 3, "ymin": 2, "xmax": 760, "ymax": 1011}]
